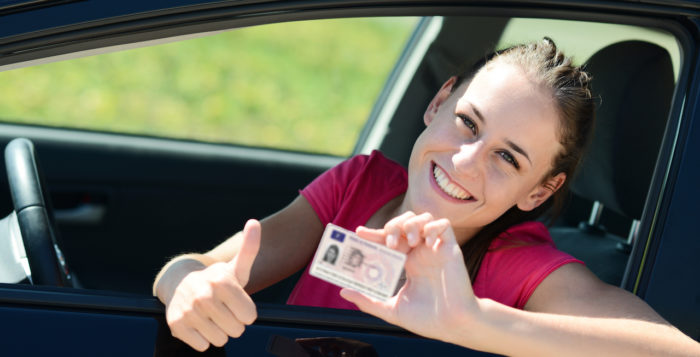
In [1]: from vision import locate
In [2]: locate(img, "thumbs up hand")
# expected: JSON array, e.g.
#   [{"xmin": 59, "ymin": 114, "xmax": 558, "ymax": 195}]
[{"xmin": 163, "ymin": 219, "xmax": 262, "ymax": 352}]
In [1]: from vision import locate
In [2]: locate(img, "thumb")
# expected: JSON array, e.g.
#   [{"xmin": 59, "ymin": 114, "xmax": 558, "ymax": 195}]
[
  {"xmin": 340, "ymin": 288, "xmax": 395, "ymax": 324},
  {"xmin": 230, "ymin": 219, "xmax": 261, "ymax": 287}
]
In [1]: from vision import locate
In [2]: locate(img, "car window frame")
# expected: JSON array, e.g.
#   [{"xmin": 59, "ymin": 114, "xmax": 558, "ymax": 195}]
[{"xmin": 0, "ymin": 0, "xmax": 697, "ymax": 341}]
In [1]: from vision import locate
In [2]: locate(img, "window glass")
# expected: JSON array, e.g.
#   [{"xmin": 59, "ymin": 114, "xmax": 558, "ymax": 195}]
[
  {"xmin": 498, "ymin": 18, "xmax": 680, "ymax": 78},
  {"xmin": 0, "ymin": 18, "xmax": 418, "ymax": 156},
  {"xmin": 496, "ymin": 18, "xmax": 680, "ymax": 238}
]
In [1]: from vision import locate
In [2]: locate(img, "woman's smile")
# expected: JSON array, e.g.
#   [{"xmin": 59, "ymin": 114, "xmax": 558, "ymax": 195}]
[{"xmin": 430, "ymin": 162, "xmax": 477, "ymax": 202}]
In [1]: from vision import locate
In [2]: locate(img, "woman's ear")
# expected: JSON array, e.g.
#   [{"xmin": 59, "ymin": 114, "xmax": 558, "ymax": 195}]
[
  {"xmin": 517, "ymin": 172, "xmax": 566, "ymax": 211},
  {"xmin": 424, "ymin": 76, "xmax": 458, "ymax": 126}
]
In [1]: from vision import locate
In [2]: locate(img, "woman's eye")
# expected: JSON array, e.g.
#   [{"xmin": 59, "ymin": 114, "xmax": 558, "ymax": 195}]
[
  {"xmin": 499, "ymin": 151, "xmax": 520, "ymax": 169},
  {"xmin": 458, "ymin": 114, "xmax": 477, "ymax": 135}
]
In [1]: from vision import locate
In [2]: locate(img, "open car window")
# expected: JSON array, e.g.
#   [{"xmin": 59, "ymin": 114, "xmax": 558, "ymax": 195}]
[
  {"xmin": 0, "ymin": 18, "xmax": 417, "ymax": 157},
  {"xmin": 499, "ymin": 18, "xmax": 680, "ymax": 77},
  {"xmin": 0, "ymin": 14, "xmax": 684, "ymax": 309}
]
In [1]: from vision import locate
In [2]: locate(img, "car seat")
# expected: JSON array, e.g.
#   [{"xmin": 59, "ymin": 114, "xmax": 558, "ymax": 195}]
[{"xmin": 550, "ymin": 40, "xmax": 674, "ymax": 286}]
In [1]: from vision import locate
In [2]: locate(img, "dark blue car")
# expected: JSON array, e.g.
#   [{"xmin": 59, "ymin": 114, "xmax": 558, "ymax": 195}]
[{"xmin": 0, "ymin": 1, "xmax": 698, "ymax": 355}]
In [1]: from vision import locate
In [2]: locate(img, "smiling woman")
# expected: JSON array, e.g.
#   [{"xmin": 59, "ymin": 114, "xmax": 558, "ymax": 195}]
[
  {"xmin": 152, "ymin": 36, "xmax": 700, "ymax": 355},
  {"xmin": 0, "ymin": 17, "xmax": 416, "ymax": 156}
]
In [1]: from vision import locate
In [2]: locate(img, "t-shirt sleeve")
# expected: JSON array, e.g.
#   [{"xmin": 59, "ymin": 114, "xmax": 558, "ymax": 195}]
[
  {"xmin": 299, "ymin": 154, "xmax": 370, "ymax": 225},
  {"xmin": 474, "ymin": 222, "xmax": 583, "ymax": 309}
]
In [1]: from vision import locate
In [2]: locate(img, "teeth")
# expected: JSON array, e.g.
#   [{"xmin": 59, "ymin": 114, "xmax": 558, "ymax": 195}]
[{"xmin": 433, "ymin": 165, "xmax": 471, "ymax": 200}]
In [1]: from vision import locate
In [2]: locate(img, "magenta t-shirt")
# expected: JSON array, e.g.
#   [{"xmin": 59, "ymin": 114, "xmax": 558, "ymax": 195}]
[{"xmin": 286, "ymin": 151, "xmax": 582, "ymax": 310}]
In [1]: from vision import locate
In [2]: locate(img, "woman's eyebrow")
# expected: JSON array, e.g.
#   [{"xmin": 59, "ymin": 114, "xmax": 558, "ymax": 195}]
[
  {"xmin": 469, "ymin": 102, "xmax": 486, "ymax": 124},
  {"xmin": 506, "ymin": 139, "xmax": 532, "ymax": 165},
  {"xmin": 468, "ymin": 101, "xmax": 532, "ymax": 166}
]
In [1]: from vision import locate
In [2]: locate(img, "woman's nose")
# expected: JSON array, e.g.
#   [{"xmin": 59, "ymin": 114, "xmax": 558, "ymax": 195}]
[{"xmin": 453, "ymin": 142, "xmax": 485, "ymax": 178}]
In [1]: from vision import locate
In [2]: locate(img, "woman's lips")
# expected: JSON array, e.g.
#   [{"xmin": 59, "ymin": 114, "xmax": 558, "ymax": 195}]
[{"xmin": 431, "ymin": 162, "xmax": 476, "ymax": 202}]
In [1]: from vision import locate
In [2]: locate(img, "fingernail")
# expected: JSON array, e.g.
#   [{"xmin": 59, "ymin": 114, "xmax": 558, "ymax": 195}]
[
  {"xmin": 407, "ymin": 232, "xmax": 416, "ymax": 246},
  {"xmin": 387, "ymin": 234, "xmax": 397, "ymax": 248}
]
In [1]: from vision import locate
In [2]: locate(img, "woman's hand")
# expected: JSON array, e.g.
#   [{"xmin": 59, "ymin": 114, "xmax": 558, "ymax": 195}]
[
  {"xmin": 340, "ymin": 212, "xmax": 482, "ymax": 345},
  {"xmin": 159, "ymin": 219, "xmax": 261, "ymax": 352}
]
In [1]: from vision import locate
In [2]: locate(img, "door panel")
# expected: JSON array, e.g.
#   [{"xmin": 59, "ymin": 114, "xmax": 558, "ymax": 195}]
[{"xmin": 0, "ymin": 285, "xmax": 495, "ymax": 356}]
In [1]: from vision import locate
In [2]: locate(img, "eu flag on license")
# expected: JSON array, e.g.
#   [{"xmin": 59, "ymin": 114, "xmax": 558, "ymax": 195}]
[{"xmin": 330, "ymin": 230, "xmax": 345, "ymax": 242}]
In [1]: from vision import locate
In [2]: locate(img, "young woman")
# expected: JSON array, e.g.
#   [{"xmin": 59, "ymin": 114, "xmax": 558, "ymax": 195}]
[{"xmin": 153, "ymin": 39, "xmax": 700, "ymax": 356}]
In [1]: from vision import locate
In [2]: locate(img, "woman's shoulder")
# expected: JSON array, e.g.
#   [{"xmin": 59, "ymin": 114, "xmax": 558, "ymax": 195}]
[
  {"xmin": 336, "ymin": 150, "xmax": 407, "ymax": 179},
  {"xmin": 485, "ymin": 221, "xmax": 578, "ymax": 268},
  {"xmin": 491, "ymin": 221, "xmax": 554, "ymax": 249},
  {"xmin": 365, "ymin": 150, "xmax": 406, "ymax": 169},
  {"xmin": 474, "ymin": 221, "xmax": 582, "ymax": 309}
]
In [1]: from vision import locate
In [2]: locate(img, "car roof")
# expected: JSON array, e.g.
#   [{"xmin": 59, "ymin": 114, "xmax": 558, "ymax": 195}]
[
  {"xmin": 0, "ymin": 0, "xmax": 696, "ymax": 71},
  {"xmin": 1, "ymin": 0, "xmax": 699, "ymax": 37}
]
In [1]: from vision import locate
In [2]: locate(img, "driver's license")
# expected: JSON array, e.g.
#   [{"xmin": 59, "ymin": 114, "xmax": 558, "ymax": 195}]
[{"xmin": 309, "ymin": 223, "xmax": 406, "ymax": 302}]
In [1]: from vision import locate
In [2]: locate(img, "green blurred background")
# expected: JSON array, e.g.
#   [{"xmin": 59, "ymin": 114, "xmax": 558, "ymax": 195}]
[{"xmin": 0, "ymin": 18, "xmax": 417, "ymax": 156}]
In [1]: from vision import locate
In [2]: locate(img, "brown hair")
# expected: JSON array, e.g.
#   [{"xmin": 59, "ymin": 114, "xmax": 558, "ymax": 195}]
[{"xmin": 453, "ymin": 38, "xmax": 595, "ymax": 281}]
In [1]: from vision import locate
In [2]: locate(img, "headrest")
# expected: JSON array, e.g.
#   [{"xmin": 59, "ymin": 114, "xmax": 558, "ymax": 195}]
[{"xmin": 571, "ymin": 41, "xmax": 674, "ymax": 219}]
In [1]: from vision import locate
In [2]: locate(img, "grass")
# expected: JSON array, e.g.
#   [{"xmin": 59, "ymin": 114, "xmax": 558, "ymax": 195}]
[{"xmin": 0, "ymin": 17, "xmax": 417, "ymax": 156}]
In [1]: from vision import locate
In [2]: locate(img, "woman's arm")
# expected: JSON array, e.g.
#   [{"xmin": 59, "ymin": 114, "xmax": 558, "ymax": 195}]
[
  {"xmin": 154, "ymin": 195, "xmax": 323, "ymax": 297},
  {"xmin": 223, "ymin": 195, "xmax": 324, "ymax": 293},
  {"xmin": 152, "ymin": 195, "xmax": 324, "ymax": 351},
  {"xmin": 342, "ymin": 212, "xmax": 700, "ymax": 357},
  {"xmin": 452, "ymin": 263, "xmax": 700, "ymax": 357}
]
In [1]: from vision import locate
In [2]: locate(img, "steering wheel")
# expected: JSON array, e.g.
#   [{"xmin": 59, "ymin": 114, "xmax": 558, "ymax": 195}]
[{"xmin": 4, "ymin": 138, "xmax": 71, "ymax": 286}]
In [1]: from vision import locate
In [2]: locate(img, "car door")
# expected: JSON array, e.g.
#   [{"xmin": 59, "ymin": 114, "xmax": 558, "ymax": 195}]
[
  {"xmin": 0, "ymin": 1, "xmax": 698, "ymax": 356},
  {"xmin": 0, "ymin": 4, "xmax": 416, "ymax": 296},
  {"xmin": 1, "ymin": 2, "xmax": 479, "ymax": 355}
]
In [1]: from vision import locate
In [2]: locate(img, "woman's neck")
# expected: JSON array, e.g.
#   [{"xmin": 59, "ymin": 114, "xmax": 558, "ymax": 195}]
[{"xmin": 364, "ymin": 194, "xmax": 404, "ymax": 229}]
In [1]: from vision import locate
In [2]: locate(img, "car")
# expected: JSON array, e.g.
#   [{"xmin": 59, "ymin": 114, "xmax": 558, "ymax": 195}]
[{"xmin": 0, "ymin": 0, "xmax": 698, "ymax": 355}]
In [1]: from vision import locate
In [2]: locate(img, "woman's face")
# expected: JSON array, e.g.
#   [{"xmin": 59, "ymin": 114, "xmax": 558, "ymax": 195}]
[
  {"xmin": 403, "ymin": 61, "xmax": 565, "ymax": 243},
  {"xmin": 325, "ymin": 247, "xmax": 337, "ymax": 262}
]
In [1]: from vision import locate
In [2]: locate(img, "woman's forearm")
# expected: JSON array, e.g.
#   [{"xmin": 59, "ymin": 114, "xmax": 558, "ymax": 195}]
[
  {"xmin": 152, "ymin": 231, "xmax": 243, "ymax": 298},
  {"xmin": 153, "ymin": 254, "xmax": 213, "ymax": 300},
  {"xmin": 448, "ymin": 298, "xmax": 700, "ymax": 357}
]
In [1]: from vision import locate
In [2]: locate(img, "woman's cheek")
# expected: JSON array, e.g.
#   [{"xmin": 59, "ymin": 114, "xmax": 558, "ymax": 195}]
[
  {"xmin": 485, "ymin": 162, "xmax": 511, "ymax": 184},
  {"xmin": 484, "ymin": 167, "xmax": 518, "ymax": 205}
]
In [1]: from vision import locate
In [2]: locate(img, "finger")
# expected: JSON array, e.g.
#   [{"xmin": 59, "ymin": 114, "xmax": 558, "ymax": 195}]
[
  {"xmin": 423, "ymin": 218, "xmax": 454, "ymax": 248},
  {"xmin": 339, "ymin": 288, "xmax": 395, "ymax": 325},
  {"xmin": 187, "ymin": 307, "xmax": 230, "ymax": 347},
  {"xmin": 355, "ymin": 226, "xmax": 387, "ymax": 245},
  {"xmin": 218, "ymin": 283, "xmax": 258, "ymax": 326},
  {"xmin": 402, "ymin": 212, "xmax": 434, "ymax": 247},
  {"xmin": 198, "ymin": 297, "xmax": 247, "ymax": 338},
  {"xmin": 358, "ymin": 225, "xmax": 410, "ymax": 253},
  {"xmin": 231, "ymin": 219, "xmax": 261, "ymax": 286},
  {"xmin": 384, "ymin": 211, "xmax": 416, "ymax": 249},
  {"xmin": 171, "ymin": 325, "xmax": 211, "ymax": 352},
  {"xmin": 390, "ymin": 235, "xmax": 412, "ymax": 254}
]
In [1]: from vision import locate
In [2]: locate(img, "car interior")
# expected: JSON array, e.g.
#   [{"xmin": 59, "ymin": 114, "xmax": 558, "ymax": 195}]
[
  {"xmin": 0, "ymin": 15, "xmax": 680, "ymax": 307},
  {"xmin": 365, "ymin": 16, "xmax": 678, "ymax": 291},
  {"xmin": 253, "ymin": 16, "xmax": 679, "ymax": 302}
]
